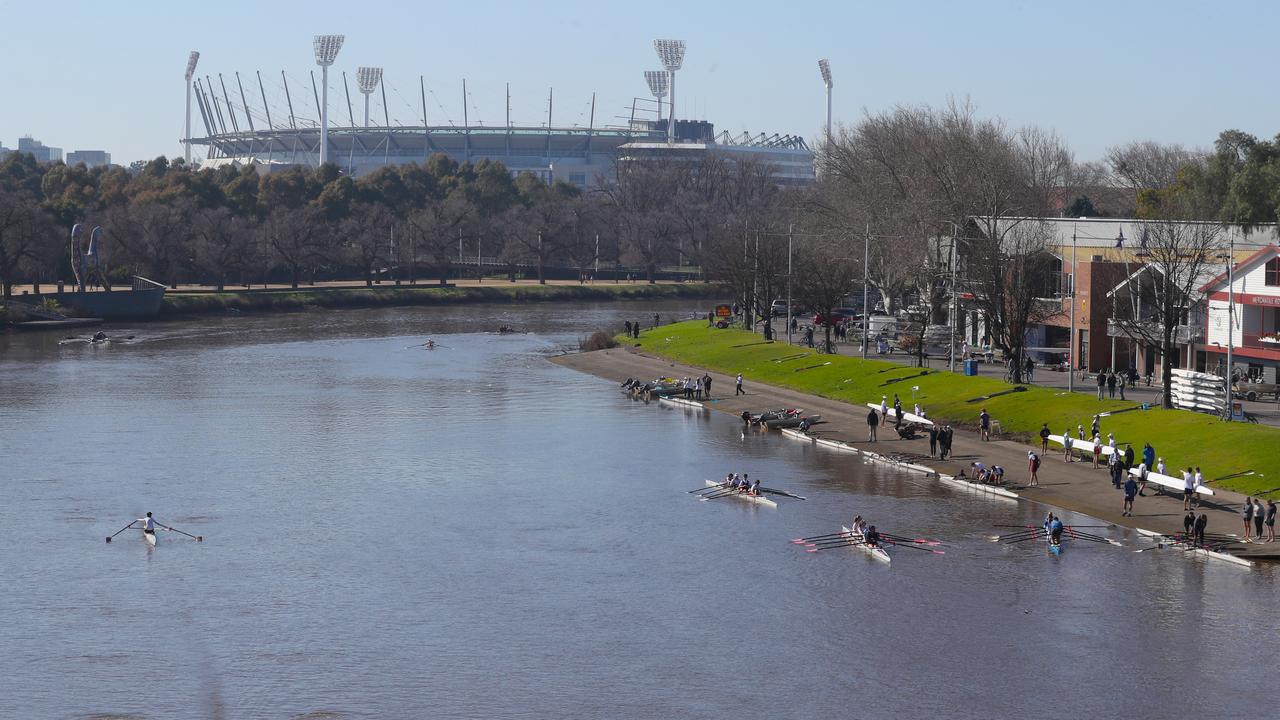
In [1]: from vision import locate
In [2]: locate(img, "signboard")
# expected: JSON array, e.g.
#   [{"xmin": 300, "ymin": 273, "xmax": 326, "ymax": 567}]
[{"xmin": 715, "ymin": 304, "xmax": 732, "ymax": 318}]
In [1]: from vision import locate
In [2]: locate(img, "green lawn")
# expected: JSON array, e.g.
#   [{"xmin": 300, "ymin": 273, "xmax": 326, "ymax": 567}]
[{"xmin": 631, "ymin": 321, "xmax": 1279, "ymax": 497}]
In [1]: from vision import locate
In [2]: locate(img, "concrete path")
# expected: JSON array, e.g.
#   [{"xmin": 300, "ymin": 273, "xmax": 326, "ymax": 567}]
[{"xmin": 553, "ymin": 345, "xmax": 1277, "ymax": 565}]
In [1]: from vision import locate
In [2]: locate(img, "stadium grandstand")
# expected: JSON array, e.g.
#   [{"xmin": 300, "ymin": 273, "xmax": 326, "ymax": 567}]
[{"xmin": 183, "ymin": 38, "xmax": 815, "ymax": 189}]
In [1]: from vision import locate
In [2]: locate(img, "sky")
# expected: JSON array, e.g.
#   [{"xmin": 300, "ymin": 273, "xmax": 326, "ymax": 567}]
[{"xmin": 2, "ymin": 0, "xmax": 1277, "ymax": 166}]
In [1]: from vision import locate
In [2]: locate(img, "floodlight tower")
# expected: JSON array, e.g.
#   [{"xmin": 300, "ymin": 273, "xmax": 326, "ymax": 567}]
[
  {"xmin": 818, "ymin": 59, "xmax": 833, "ymax": 143},
  {"xmin": 313, "ymin": 34, "xmax": 345, "ymax": 166},
  {"xmin": 652, "ymin": 39, "xmax": 685, "ymax": 143},
  {"xmin": 644, "ymin": 70, "xmax": 669, "ymax": 124},
  {"xmin": 356, "ymin": 67, "xmax": 383, "ymax": 127},
  {"xmin": 184, "ymin": 51, "xmax": 200, "ymax": 164}
]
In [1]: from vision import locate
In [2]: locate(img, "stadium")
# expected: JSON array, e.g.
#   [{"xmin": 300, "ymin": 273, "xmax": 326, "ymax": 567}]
[{"xmin": 182, "ymin": 38, "xmax": 816, "ymax": 189}]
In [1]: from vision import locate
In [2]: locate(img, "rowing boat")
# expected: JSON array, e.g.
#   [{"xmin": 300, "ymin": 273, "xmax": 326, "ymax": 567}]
[
  {"xmin": 703, "ymin": 480, "xmax": 778, "ymax": 508},
  {"xmin": 839, "ymin": 525, "xmax": 891, "ymax": 563},
  {"xmin": 937, "ymin": 474, "xmax": 1019, "ymax": 499},
  {"xmin": 1134, "ymin": 528, "xmax": 1253, "ymax": 568},
  {"xmin": 144, "ymin": 530, "xmax": 157, "ymax": 547},
  {"xmin": 658, "ymin": 396, "xmax": 705, "ymax": 410}
]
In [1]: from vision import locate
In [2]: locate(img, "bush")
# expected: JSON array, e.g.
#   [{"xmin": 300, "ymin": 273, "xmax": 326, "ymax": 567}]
[{"xmin": 579, "ymin": 330, "xmax": 620, "ymax": 352}]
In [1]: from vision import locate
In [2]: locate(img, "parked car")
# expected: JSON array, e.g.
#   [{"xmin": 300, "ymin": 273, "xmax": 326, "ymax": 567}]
[
  {"xmin": 813, "ymin": 308, "xmax": 857, "ymax": 326},
  {"xmin": 1235, "ymin": 381, "xmax": 1280, "ymax": 402}
]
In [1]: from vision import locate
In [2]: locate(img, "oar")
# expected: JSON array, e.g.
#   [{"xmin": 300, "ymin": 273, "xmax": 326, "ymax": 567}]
[
  {"xmin": 805, "ymin": 538, "xmax": 869, "ymax": 552},
  {"xmin": 792, "ymin": 531, "xmax": 850, "ymax": 544},
  {"xmin": 880, "ymin": 533, "xmax": 943, "ymax": 546},
  {"xmin": 689, "ymin": 483, "xmax": 727, "ymax": 493},
  {"xmin": 759, "ymin": 486, "xmax": 806, "ymax": 500},
  {"xmin": 884, "ymin": 539, "xmax": 946, "ymax": 555},
  {"xmin": 989, "ymin": 530, "xmax": 1040, "ymax": 542},
  {"xmin": 105, "ymin": 520, "xmax": 137, "ymax": 543},
  {"xmin": 1211, "ymin": 470, "xmax": 1255, "ymax": 482},
  {"xmin": 154, "ymin": 519, "xmax": 203, "ymax": 542}
]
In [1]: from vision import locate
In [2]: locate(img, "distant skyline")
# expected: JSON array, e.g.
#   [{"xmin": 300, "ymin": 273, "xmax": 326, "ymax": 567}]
[{"xmin": 2, "ymin": 0, "xmax": 1278, "ymax": 166}]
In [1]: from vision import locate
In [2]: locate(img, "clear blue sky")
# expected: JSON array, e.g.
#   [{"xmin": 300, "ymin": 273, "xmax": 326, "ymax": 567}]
[{"xmin": 2, "ymin": 0, "xmax": 1276, "ymax": 165}]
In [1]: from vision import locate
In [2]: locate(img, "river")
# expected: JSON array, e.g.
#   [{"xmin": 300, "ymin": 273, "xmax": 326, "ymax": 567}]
[{"xmin": 1, "ymin": 301, "xmax": 1275, "ymax": 718}]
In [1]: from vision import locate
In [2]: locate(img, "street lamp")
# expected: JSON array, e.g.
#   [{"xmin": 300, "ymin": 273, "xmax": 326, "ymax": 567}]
[
  {"xmin": 1067, "ymin": 218, "xmax": 1083, "ymax": 392},
  {"xmin": 1219, "ymin": 237, "xmax": 1237, "ymax": 420},
  {"xmin": 652, "ymin": 39, "xmax": 685, "ymax": 143},
  {"xmin": 184, "ymin": 51, "xmax": 200, "ymax": 165},
  {"xmin": 644, "ymin": 70, "xmax": 668, "ymax": 123},
  {"xmin": 818, "ymin": 59, "xmax": 832, "ymax": 143},
  {"xmin": 313, "ymin": 34, "xmax": 345, "ymax": 166},
  {"xmin": 356, "ymin": 66, "xmax": 382, "ymax": 127}
]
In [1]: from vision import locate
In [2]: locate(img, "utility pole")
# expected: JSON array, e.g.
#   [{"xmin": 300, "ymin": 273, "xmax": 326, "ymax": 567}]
[
  {"xmin": 1068, "ymin": 223, "xmax": 1078, "ymax": 392},
  {"xmin": 786, "ymin": 224, "xmax": 793, "ymax": 346},
  {"xmin": 861, "ymin": 224, "xmax": 870, "ymax": 359},
  {"xmin": 1225, "ymin": 234, "xmax": 1236, "ymax": 421},
  {"xmin": 949, "ymin": 227, "xmax": 958, "ymax": 374}
]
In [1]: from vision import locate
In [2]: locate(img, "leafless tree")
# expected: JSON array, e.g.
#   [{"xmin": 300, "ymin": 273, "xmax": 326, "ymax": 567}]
[
  {"xmin": 1105, "ymin": 141, "xmax": 1204, "ymax": 191},
  {"xmin": 192, "ymin": 207, "xmax": 255, "ymax": 290},
  {"xmin": 0, "ymin": 191, "xmax": 56, "ymax": 298},
  {"xmin": 106, "ymin": 199, "xmax": 195, "ymax": 288},
  {"xmin": 792, "ymin": 234, "xmax": 861, "ymax": 352},
  {"xmin": 406, "ymin": 193, "xmax": 472, "ymax": 285},
  {"xmin": 340, "ymin": 202, "xmax": 395, "ymax": 287},
  {"xmin": 261, "ymin": 205, "xmax": 324, "ymax": 289}
]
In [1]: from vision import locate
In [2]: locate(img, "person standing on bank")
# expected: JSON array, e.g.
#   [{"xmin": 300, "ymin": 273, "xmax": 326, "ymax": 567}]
[
  {"xmin": 1027, "ymin": 451, "xmax": 1041, "ymax": 487},
  {"xmin": 1096, "ymin": 371, "xmax": 1107, "ymax": 400},
  {"xmin": 866, "ymin": 407, "xmax": 880, "ymax": 442},
  {"xmin": 1039, "ymin": 423, "xmax": 1051, "ymax": 453},
  {"xmin": 1123, "ymin": 474, "xmax": 1138, "ymax": 516},
  {"xmin": 1242, "ymin": 497, "xmax": 1255, "ymax": 542},
  {"xmin": 1253, "ymin": 497, "xmax": 1265, "ymax": 541},
  {"xmin": 940, "ymin": 424, "xmax": 954, "ymax": 460},
  {"xmin": 702, "ymin": 373, "xmax": 712, "ymax": 400},
  {"xmin": 1265, "ymin": 499, "xmax": 1277, "ymax": 542},
  {"xmin": 1107, "ymin": 370, "xmax": 1117, "ymax": 399},
  {"xmin": 979, "ymin": 408, "xmax": 991, "ymax": 441},
  {"xmin": 928, "ymin": 423, "xmax": 939, "ymax": 458},
  {"xmin": 735, "ymin": 373, "xmax": 744, "ymax": 396},
  {"xmin": 1062, "ymin": 429, "xmax": 1074, "ymax": 462}
]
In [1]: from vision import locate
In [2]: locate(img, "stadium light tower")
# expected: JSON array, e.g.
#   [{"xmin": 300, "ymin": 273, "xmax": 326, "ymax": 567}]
[
  {"xmin": 313, "ymin": 34, "xmax": 345, "ymax": 166},
  {"xmin": 184, "ymin": 51, "xmax": 200, "ymax": 165},
  {"xmin": 356, "ymin": 67, "xmax": 382, "ymax": 127},
  {"xmin": 644, "ymin": 70, "xmax": 669, "ymax": 124},
  {"xmin": 652, "ymin": 39, "xmax": 685, "ymax": 143},
  {"xmin": 818, "ymin": 59, "xmax": 833, "ymax": 143}
]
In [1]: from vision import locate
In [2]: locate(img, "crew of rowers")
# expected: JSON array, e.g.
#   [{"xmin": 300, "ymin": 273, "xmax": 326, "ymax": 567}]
[
  {"xmin": 848, "ymin": 515, "xmax": 881, "ymax": 547},
  {"xmin": 1043, "ymin": 512, "xmax": 1064, "ymax": 547},
  {"xmin": 722, "ymin": 473, "xmax": 761, "ymax": 496},
  {"xmin": 963, "ymin": 461, "xmax": 1005, "ymax": 485}
]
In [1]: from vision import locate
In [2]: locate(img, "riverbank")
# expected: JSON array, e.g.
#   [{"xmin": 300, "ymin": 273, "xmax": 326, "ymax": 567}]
[
  {"xmin": 621, "ymin": 321, "xmax": 1279, "ymax": 498},
  {"xmin": 159, "ymin": 281, "xmax": 722, "ymax": 317},
  {"xmin": 552, "ymin": 324, "xmax": 1279, "ymax": 563}
]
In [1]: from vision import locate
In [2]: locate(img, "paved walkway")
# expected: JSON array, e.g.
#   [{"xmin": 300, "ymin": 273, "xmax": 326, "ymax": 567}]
[{"xmin": 554, "ymin": 345, "xmax": 1277, "ymax": 564}]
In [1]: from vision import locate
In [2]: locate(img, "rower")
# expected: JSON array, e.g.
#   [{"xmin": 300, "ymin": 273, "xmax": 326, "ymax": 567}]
[
  {"xmin": 138, "ymin": 511, "xmax": 159, "ymax": 538},
  {"xmin": 749, "ymin": 476, "xmax": 761, "ymax": 496},
  {"xmin": 864, "ymin": 525, "xmax": 881, "ymax": 547},
  {"xmin": 1048, "ymin": 516, "xmax": 1064, "ymax": 547},
  {"xmin": 740, "ymin": 473, "xmax": 751, "ymax": 494}
]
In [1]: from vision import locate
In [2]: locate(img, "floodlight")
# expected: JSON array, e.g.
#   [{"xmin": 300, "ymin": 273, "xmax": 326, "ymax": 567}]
[
  {"xmin": 644, "ymin": 71, "xmax": 668, "ymax": 98},
  {"xmin": 313, "ymin": 35, "xmax": 344, "ymax": 66},
  {"xmin": 818, "ymin": 59, "xmax": 832, "ymax": 88},
  {"xmin": 312, "ymin": 35, "xmax": 344, "ymax": 165},
  {"xmin": 653, "ymin": 39, "xmax": 685, "ymax": 71},
  {"xmin": 185, "ymin": 51, "xmax": 200, "ymax": 81},
  {"xmin": 356, "ymin": 66, "xmax": 382, "ymax": 94},
  {"xmin": 356, "ymin": 66, "xmax": 383, "ymax": 127},
  {"xmin": 184, "ymin": 51, "xmax": 200, "ymax": 165}
]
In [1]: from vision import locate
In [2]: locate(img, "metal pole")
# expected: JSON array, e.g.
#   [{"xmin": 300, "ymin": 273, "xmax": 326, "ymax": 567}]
[
  {"xmin": 1226, "ymin": 236, "xmax": 1235, "ymax": 420},
  {"xmin": 185, "ymin": 80, "xmax": 193, "ymax": 164},
  {"xmin": 787, "ymin": 224, "xmax": 793, "ymax": 346},
  {"xmin": 862, "ymin": 224, "xmax": 870, "ymax": 359},
  {"xmin": 825, "ymin": 86, "xmax": 832, "ymax": 144},
  {"xmin": 753, "ymin": 231, "xmax": 759, "ymax": 334},
  {"xmin": 319, "ymin": 64, "xmax": 330, "ymax": 165},
  {"xmin": 1068, "ymin": 225, "xmax": 1077, "ymax": 392},
  {"xmin": 949, "ymin": 228, "xmax": 958, "ymax": 373},
  {"xmin": 668, "ymin": 69, "xmax": 676, "ymax": 143},
  {"xmin": 477, "ymin": 234, "xmax": 481, "ymax": 283},
  {"xmin": 594, "ymin": 233, "xmax": 600, "ymax": 275}
]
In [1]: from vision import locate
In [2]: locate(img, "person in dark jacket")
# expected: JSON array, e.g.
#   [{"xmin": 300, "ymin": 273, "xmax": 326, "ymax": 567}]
[{"xmin": 928, "ymin": 424, "xmax": 940, "ymax": 458}]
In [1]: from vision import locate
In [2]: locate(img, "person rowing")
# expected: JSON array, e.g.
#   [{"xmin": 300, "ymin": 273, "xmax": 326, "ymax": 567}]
[
  {"xmin": 850, "ymin": 515, "xmax": 869, "ymax": 539},
  {"xmin": 138, "ymin": 511, "xmax": 161, "ymax": 539},
  {"xmin": 1047, "ymin": 515, "xmax": 1064, "ymax": 547},
  {"xmin": 748, "ymin": 476, "xmax": 761, "ymax": 496},
  {"xmin": 864, "ymin": 525, "xmax": 882, "ymax": 547}
]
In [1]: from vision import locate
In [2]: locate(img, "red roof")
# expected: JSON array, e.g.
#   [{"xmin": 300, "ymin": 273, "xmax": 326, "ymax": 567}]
[{"xmin": 1198, "ymin": 243, "xmax": 1280, "ymax": 292}]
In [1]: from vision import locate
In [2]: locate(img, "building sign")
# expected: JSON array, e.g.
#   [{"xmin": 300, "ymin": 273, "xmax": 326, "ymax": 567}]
[{"xmin": 715, "ymin": 304, "xmax": 732, "ymax": 318}]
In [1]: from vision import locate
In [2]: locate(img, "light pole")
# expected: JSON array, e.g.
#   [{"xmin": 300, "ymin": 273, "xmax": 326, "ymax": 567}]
[
  {"xmin": 313, "ymin": 34, "xmax": 345, "ymax": 166},
  {"xmin": 644, "ymin": 71, "xmax": 668, "ymax": 124},
  {"xmin": 861, "ymin": 224, "xmax": 871, "ymax": 359},
  {"xmin": 356, "ymin": 66, "xmax": 382, "ymax": 127},
  {"xmin": 652, "ymin": 40, "xmax": 685, "ymax": 144},
  {"xmin": 818, "ymin": 59, "xmax": 832, "ymax": 144},
  {"xmin": 184, "ymin": 51, "xmax": 200, "ymax": 165},
  {"xmin": 1068, "ymin": 222, "xmax": 1079, "ymax": 392},
  {"xmin": 1223, "ymin": 236, "xmax": 1236, "ymax": 420},
  {"xmin": 786, "ymin": 224, "xmax": 793, "ymax": 346}
]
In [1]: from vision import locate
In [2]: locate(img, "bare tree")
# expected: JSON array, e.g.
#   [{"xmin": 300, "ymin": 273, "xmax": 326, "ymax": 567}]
[
  {"xmin": 406, "ymin": 193, "xmax": 472, "ymax": 285},
  {"xmin": 341, "ymin": 202, "xmax": 393, "ymax": 287},
  {"xmin": 262, "ymin": 205, "xmax": 324, "ymax": 289},
  {"xmin": 106, "ymin": 199, "xmax": 194, "ymax": 288},
  {"xmin": 192, "ymin": 207, "xmax": 255, "ymax": 291},
  {"xmin": 792, "ymin": 234, "xmax": 860, "ymax": 352},
  {"xmin": 0, "ymin": 191, "xmax": 55, "ymax": 298},
  {"xmin": 1105, "ymin": 141, "xmax": 1204, "ymax": 191}
]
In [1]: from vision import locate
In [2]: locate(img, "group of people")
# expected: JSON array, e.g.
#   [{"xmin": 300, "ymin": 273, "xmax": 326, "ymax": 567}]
[
  {"xmin": 1181, "ymin": 511, "xmax": 1211, "ymax": 546},
  {"xmin": 965, "ymin": 461, "xmax": 1006, "ymax": 485},
  {"xmin": 848, "ymin": 515, "xmax": 881, "ymax": 547},
  {"xmin": 1241, "ymin": 497, "xmax": 1277, "ymax": 542},
  {"xmin": 677, "ymin": 374, "xmax": 713, "ymax": 400},
  {"xmin": 1095, "ymin": 367, "xmax": 1143, "ymax": 400},
  {"xmin": 722, "ymin": 473, "xmax": 761, "ymax": 497},
  {"xmin": 622, "ymin": 316, "xmax": 661, "ymax": 339}
]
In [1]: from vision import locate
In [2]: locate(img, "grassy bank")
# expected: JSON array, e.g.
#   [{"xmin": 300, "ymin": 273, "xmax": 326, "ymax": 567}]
[
  {"xmin": 162, "ymin": 282, "xmax": 721, "ymax": 316},
  {"xmin": 632, "ymin": 321, "xmax": 1279, "ymax": 497}
]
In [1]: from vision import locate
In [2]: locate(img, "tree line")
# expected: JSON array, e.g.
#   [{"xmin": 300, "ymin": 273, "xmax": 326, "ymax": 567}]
[{"xmin": 0, "ymin": 150, "xmax": 781, "ymax": 298}]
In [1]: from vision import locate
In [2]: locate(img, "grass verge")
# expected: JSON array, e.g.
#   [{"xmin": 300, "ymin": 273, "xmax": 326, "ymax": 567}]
[{"xmin": 631, "ymin": 320, "xmax": 1280, "ymax": 497}]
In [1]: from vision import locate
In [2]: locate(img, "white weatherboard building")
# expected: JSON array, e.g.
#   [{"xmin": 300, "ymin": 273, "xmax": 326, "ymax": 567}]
[{"xmin": 1201, "ymin": 244, "xmax": 1280, "ymax": 379}]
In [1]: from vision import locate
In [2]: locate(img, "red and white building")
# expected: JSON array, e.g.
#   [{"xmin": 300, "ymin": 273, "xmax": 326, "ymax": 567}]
[{"xmin": 1201, "ymin": 244, "xmax": 1280, "ymax": 380}]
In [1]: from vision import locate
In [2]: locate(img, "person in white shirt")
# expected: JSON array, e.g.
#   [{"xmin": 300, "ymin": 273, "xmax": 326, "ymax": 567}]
[
  {"xmin": 880, "ymin": 396, "xmax": 889, "ymax": 421},
  {"xmin": 1182, "ymin": 468, "xmax": 1196, "ymax": 511},
  {"xmin": 1192, "ymin": 467, "xmax": 1205, "ymax": 508}
]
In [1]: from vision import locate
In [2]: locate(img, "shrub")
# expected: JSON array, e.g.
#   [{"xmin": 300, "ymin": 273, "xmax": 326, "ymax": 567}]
[{"xmin": 579, "ymin": 330, "xmax": 620, "ymax": 352}]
